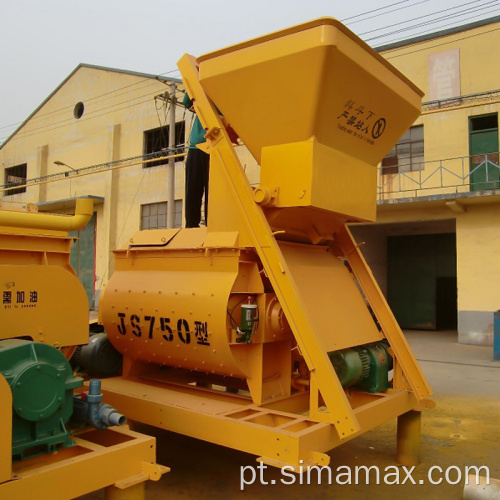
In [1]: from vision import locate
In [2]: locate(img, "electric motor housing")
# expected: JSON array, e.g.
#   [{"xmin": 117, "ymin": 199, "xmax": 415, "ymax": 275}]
[
  {"xmin": 0, "ymin": 339, "xmax": 82, "ymax": 458},
  {"xmin": 328, "ymin": 342, "xmax": 393, "ymax": 393},
  {"xmin": 71, "ymin": 332, "xmax": 123, "ymax": 377}
]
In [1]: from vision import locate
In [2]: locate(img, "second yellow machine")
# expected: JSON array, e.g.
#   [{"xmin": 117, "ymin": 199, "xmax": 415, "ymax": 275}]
[{"xmin": 99, "ymin": 18, "xmax": 433, "ymax": 469}]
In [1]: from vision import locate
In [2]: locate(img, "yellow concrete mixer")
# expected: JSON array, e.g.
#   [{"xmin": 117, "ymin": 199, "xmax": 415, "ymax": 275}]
[
  {"xmin": 99, "ymin": 17, "xmax": 433, "ymax": 469},
  {"xmin": 0, "ymin": 200, "xmax": 168, "ymax": 500}
]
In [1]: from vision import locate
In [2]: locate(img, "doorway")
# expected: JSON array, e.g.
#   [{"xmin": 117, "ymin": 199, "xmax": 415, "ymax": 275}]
[
  {"xmin": 469, "ymin": 113, "xmax": 499, "ymax": 191},
  {"xmin": 387, "ymin": 233, "xmax": 457, "ymax": 330}
]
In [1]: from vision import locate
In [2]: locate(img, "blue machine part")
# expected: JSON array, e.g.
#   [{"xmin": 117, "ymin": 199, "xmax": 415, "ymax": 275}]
[
  {"xmin": 72, "ymin": 378, "xmax": 127, "ymax": 430},
  {"xmin": 494, "ymin": 311, "xmax": 500, "ymax": 362}
]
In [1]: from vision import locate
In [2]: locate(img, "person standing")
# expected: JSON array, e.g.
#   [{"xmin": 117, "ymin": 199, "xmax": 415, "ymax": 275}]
[{"xmin": 182, "ymin": 92, "xmax": 209, "ymax": 228}]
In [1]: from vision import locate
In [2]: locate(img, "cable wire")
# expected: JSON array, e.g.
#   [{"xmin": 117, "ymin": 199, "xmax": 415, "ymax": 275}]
[
  {"xmin": 365, "ymin": 1, "xmax": 500, "ymax": 42},
  {"xmin": 342, "ymin": 0, "xmax": 419, "ymax": 22},
  {"xmin": 360, "ymin": 0, "xmax": 497, "ymax": 37},
  {"xmin": 1, "ymin": 86, "xmax": 187, "ymax": 143},
  {"xmin": 0, "ymin": 2, "xmax": 440, "ymax": 134},
  {"xmin": 0, "ymin": 68, "xmax": 182, "ymax": 132},
  {"xmin": 382, "ymin": 24, "xmax": 500, "ymax": 58},
  {"xmin": 375, "ymin": 7, "xmax": 500, "ymax": 45},
  {"xmin": 345, "ymin": 0, "xmax": 430, "ymax": 26},
  {"xmin": 1, "ymin": 3, "xmax": 498, "ymax": 137}
]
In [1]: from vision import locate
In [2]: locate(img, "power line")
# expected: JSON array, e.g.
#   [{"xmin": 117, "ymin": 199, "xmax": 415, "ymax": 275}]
[
  {"xmin": 0, "ymin": 4, "xmax": 431, "ymax": 135},
  {"xmin": 1, "ymin": 89, "xmax": 163, "ymax": 141},
  {"xmin": 382, "ymin": 24, "xmax": 500, "ymax": 58},
  {"xmin": 1, "ymin": 3, "xmax": 497, "ymax": 140},
  {"xmin": 0, "ymin": 77, "xmax": 186, "ymax": 142},
  {"xmin": 0, "ymin": 79, "xmax": 156, "ymax": 131},
  {"xmin": 0, "ymin": 84, "xmax": 187, "ymax": 143},
  {"xmin": 376, "ymin": 7, "xmax": 500, "ymax": 46},
  {"xmin": 345, "ymin": 0, "xmax": 430, "ymax": 26},
  {"xmin": 0, "ymin": 91, "xmax": 187, "ymax": 143},
  {"xmin": 342, "ymin": 0, "xmax": 417, "ymax": 22},
  {"xmin": 360, "ymin": 0, "xmax": 496, "ymax": 37},
  {"xmin": 0, "ymin": 68, "xmax": 182, "ymax": 133},
  {"xmin": 365, "ymin": 1, "xmax": 500, "ymax": 42},
  {"xmin": 1, "ymin": 147, "xmax": 187, "ymax": 195}
]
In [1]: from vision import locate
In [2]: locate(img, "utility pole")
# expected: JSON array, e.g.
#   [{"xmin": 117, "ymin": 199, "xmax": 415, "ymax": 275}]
[{"xmin": 167, "ymin": 82, "xmax": 176, "ymax": 228}]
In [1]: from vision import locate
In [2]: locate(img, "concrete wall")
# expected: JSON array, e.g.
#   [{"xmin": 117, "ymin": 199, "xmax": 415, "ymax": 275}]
[
  {"xmin": 378, "ymin": 19, "xmax": 500, "ymax": 199},
  {"xmin": 0, "ymin": 66, "xmax": 188, "ymax": 297},
  {"xmin": 456, "ymin": 203, "xmax": 500, "ymax": 345},
  {"xmin": 350, "ymin": 218, "xmax": 455, "ymax": 298},
  {"xmin": 381, "ymin": 20, "xmax": 500, "ymax": 100},
  {"xmin": 0, "ymin": 65, "xmax": 262, "ymax": 305},
  {"xmin": 374, "ymin": 19, "xmax": 500, "ymax": 344},
  {"xmin": 373, "ymin": 201, "xmax": 500, "ymax": 345}
]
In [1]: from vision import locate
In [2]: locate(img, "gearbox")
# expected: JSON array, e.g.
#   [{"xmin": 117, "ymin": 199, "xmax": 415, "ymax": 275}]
[{"xmin": 0, "ymin": 339, "xmax": 82, "ymax": 458}]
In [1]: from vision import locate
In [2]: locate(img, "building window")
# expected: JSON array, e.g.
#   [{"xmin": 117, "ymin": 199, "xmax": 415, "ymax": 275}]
[
  {"xmin": 141, "ymin": 200, "xmax": 182, "ymax": 229},
  {"xmin": 4, "ymin": 164, "xmax": 27, "ymax": 195},
  {"xmin": 381, "ymin": 125, "xmax": 424, "ymax": 174},
  {"xmin": 143, "ymin": 122, "xmax": 186, "ymax": 168},
  {"xmin": 74, "ymin": 102, "xmax": 85, "ymax": 119},
  {"xmin": 470, "ymin": 113, "xmax": 497, "ymax": 132}
]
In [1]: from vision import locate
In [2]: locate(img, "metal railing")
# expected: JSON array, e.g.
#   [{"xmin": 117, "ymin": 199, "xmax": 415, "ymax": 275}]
[
  {"xmin": 1, "ymin": 147, "xmax": 187, "ymax": 195},
  {"xmin": 378, "ymin": 152, "xmax": 500, "ymax": 200},
  {"xmin": 422, "ymin": 88, "xmax": 500, "ymax": 112}
]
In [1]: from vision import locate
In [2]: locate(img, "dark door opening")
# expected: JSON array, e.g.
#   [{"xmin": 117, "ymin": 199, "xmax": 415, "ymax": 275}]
[
  {"xmin": 388, "ymin": 233, "xmax": 457, "ymax": 330},
  {"xmin": 436, "ymin": 276, "xmax": 457, "ymax": 329}
]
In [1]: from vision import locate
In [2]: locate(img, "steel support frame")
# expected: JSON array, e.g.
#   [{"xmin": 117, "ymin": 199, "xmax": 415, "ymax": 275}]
[
  {"xmin": 178, "ymin": 54, "xmax": 360, "ymax": 437},
  {"xmin": 333, "ymin": 225, "xmax": 432, "ymax": 399},
  {"xmin": 101, "ymin": 376, "xmax": 418, "ymax": 469},
  {"xmin": 176, "ymin": 53, "xmax": 432, "ymax": 439}
]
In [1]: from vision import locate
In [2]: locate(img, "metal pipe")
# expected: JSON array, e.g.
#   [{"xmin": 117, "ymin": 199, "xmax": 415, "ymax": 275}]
[
  {"xmin": 167, "ymin": 82, "xmax": 176, "ymax": 228},
  {"xmin": 0, "ymin": 198, "xmax": 93, "ymax": 232},
  {"xmin": 291, "ymin": 377, "xmax": 310, "ymax": 391},
  {"xmin": 86, "ymin": 378, "xmax": 127, "ymax": 430}
]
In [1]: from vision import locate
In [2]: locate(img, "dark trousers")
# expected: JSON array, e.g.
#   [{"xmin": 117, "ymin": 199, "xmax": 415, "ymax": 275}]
[{"xmin": 185, "ymin": 148, "xmax": 210, "ymax": 228}]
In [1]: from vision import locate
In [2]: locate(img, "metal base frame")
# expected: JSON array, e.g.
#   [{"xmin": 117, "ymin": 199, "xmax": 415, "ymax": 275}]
[
  {"xmin": 0, "ymin": 426, "xmax": 169, "ymax": 500},
  {"xmin": 101, "ymin": 376, "xmax": 422, "ymax": 469}
]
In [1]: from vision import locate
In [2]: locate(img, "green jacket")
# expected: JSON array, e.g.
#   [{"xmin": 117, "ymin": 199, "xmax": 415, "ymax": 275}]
[{"xmin": 182, "ymin": 93, "xmax": 206, "ymax": 149}]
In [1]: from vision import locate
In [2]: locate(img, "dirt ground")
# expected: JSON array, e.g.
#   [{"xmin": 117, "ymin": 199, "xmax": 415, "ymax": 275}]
[{"xmin": 80, "ymin": 330, "xmax": 500, "ymax": 499}]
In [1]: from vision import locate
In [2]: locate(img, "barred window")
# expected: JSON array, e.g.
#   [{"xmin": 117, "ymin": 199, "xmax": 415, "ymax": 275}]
[
  {"xmin": 382, "ymin": 125, "xmax": 424, "ymax": 174},
  {"xmin": 4, "ymin": 164, "xmax": 27, "ymax": 195},
  {"xmin": 143, "ymin": 123, "xmax": 186, "ymax": 168},
  {"xmin": 141, "ymin": 201, "xmax": 182, "ymax": 229}
]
